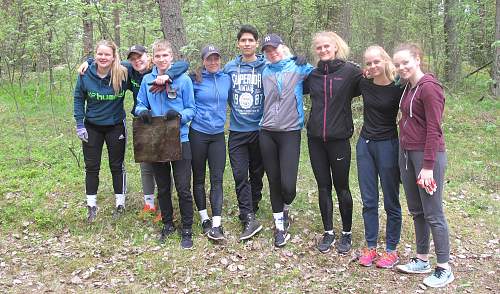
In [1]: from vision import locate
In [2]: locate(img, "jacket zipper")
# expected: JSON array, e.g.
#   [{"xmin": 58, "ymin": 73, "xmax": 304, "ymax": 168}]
[{"xmin": 323, "ymin": 74, "xmax": 327, "ymax": 142}]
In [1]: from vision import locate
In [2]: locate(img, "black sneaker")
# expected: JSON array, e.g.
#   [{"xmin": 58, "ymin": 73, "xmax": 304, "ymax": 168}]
[
  {"xmin": 207, "ymin": 226, "xmax": 225, "ymax": 241},
  {"xmin": 201, "ymin": 219, "xmax": 212, "ymax": 235},
  {"xmin": 317, "ymin": 232, "xmax": 336, "ymax": 253},
  {"xmin": 159, "ymin": 222, "xmax": 176, "ymax": 243},
  {"xmin": 283, "ymin": 209, "xmax": 291, "ymax": 231},
  {"xmin": 274, "ymin": 230, "xmax": 290, "ymax": 247},
  {"xmin": 239, "ymin": 213, "xmax": 263, "ymax": 241},
  {"xmin": 112, "ymin": 205, "xmax": 125, "ymax": 219},
  {"xmin": 336, "ymin": 233, "xmax": 352, "ymax": 254},
  {"xmin": 180, "ymin": 229, "xmax": 193, "ymax": 249},
  {"xmin": 87, "ymin": 206, "xmax": 97, "ymax": 223}
]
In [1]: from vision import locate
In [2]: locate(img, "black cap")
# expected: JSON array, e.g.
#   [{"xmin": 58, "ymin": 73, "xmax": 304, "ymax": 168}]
[
  {"xmin": 261, "ymin": 34, "xmax": 283, "ymax": 51},
  {"xmin": 127, "ymin": 45, "xmax": 147, "ymax": 59},
  {"xmin": 201, "ymin": 45, "xmax": 221, "ymax": 60}
]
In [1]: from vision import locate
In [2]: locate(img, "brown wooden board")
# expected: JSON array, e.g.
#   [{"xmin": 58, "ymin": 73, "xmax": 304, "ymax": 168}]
[{"xmin": 132, "ymin": 116, "xmax": 181, "ymax": 163}]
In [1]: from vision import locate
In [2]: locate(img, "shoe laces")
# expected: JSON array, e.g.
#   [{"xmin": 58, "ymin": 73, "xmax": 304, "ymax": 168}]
[
  {"xmin": 380, "ymin": 251, "xmax": 396, "ymax": 260},
  {"xmin": 362, "ymin": 248, "xmax": 376, "ymax": 256},
  {"xmin": 433, "ymin": 267, "xmax": 446, "ymax": 279},
  {"xmin": 340, "ymin": 234, "xmax": 351, "ymax": 244}
]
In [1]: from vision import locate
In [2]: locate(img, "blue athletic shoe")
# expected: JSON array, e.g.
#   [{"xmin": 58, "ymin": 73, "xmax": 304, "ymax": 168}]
[
  {"xmin": 423, "ymin": 267, "xmax": 455, "ymax": 288},
  {"xmin": 396, "ymin": 257, "xmax": 432, "ymax": 274}
]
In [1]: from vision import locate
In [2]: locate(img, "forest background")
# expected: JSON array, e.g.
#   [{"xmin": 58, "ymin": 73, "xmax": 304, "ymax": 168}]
[{"xmin": 0, "ymin": 0, "xmax": 499, "ymax": 292}]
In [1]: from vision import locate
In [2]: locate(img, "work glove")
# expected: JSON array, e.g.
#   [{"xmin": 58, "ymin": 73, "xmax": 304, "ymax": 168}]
[
  {"xmin": 165, "ymin": 110, "xmax": 181, "ymax": 120},
  {"xmin": 139, "ymin": 110, "xmax": 153, "ymax": 125},
  {"xmin": 76, "ymin": 126, "xmax": 88, "ymax": 143},
  {"xmin": 292, "ymin": 55, "xmax": 307, "ymax": 66}
]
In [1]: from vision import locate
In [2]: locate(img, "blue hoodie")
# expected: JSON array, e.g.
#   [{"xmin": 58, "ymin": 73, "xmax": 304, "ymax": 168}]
[
  {"xmin": 135, "ymin": 66, "xmax": 195, "ymax": 143},
  {"xmin": 223, "ymin": 54, "xmax": 267, "ymax": 132},
  {"xmin": 85, "ymin": 57, "xmax": 189, "ymax": 115},
  {"xmin": 190, "ymin": 69, "xmax": 231, "ymax": 135},
  {"xmin": 261, "ymin": 58, "xmax": 314, "ymax": 131},
  {"xmin": 73, "ymin": 62, "xmax": 128, "ymax": 127}
]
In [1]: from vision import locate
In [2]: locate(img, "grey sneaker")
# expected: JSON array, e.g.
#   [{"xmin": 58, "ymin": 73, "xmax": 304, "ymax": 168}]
[
  {"xmin": 239, "ymin": 213, "xmax": 262, "ymax": 241},
  {"xmin": 274, "ymin": 230, "xmax": 290, "ymax": 247},
  {"xmin": 423, "ymin": 267, "xmax": 455, "ymax": 288},
  {"xmin": 112, "ymin": 205, "xmax": 125, "ymax": 219},
  {"xmin": 396, "ymin": 257, "xmax": 432, "ymax": 274},
  {"xmin": 336, "ymin": 233, "xmax": 352, "ymax": 254},
  {"xmin": 317, "ymin": 232, "xmax": 336, "ymax": 253},
  {"xmin": 201, "ymin": 219, "xmax": 212, "ymax": 235},
  {"xmin": 207, "ymin": 226, "xmax": 225, "ymax": 241},
  {"xmin": 87, "ymin": 206, "xmax": 97, "ymax": 223}
]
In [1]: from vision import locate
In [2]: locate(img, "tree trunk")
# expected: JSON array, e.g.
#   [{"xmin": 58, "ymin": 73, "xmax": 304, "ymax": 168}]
[
  {"xmin": 328, "ymin": 1, "xmax": 352, "ymax": 43},
  {"xmin": 82, "ymin": 0, "xmax": 93, "ymax": 58},
  {"xmin": 444, "ymin": 0, "xmax": 460, "ymax": 83},
  {"xmin": 158, "ymin": 0, "xmax": 187, "ymax": 58},
  {"xmin": 113, "ymin": 0, "xmax": 120, "ymax": 48},
  {"xmin": 494, "ymin": 0, "xmax": 500, "ymax": 98},
  {"xmin": 375, "ymin": 16, "xmax": 384, "ymax": 47}
]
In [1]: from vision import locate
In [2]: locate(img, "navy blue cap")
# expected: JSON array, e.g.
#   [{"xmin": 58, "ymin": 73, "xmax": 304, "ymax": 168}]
[
  {"xmin": 127, "ymin": 45, "xmax": 147, "ymax": 59},
  {"xmin": 201, "ymin": 45, "xmax": 221, "ymax": 60},
  {"xmin": 261, "ymin": 34, "xmax": 283, "ymax": 51}
]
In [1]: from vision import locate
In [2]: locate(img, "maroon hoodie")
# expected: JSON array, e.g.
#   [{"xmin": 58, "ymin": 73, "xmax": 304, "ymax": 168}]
[{"xmin": 399, "ymin": 74, "xmax": 445, "ymax": 170}]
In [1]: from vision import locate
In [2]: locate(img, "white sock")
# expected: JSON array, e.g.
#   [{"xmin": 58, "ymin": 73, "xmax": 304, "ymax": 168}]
[
  {"xmin": 325, "ymin": 230, "xmax": 334, "ymax": 235},
  {"xmin": 212, "ymin": 216, "xmax": 221, "ymax": 227},
  {"xmin": 144, "ymin": 194, "xmax": 155, "ymax": 207},
  {"xmin": 115, "ymin": 194, "xmax": 125, "ymax": 207},
  {"xmin": 87, "ymin": 195, "xmax": 97, "ymax": 207},
  {"xmin": 273, "ymin": 212, "xmax": 284, "ymax": 231},
  {"xmin": 198, "ymin": 209, "xmax": 209, "ymax": 222},
  {"xmin": 342, "ymin": 231, "xmax": 352, "ymax": 235}
]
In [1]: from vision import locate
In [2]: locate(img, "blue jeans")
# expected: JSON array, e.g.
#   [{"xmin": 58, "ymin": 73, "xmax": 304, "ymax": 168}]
[{"xmin": 356, "ymin": 136, "xmax": 401, "ymax": 251}]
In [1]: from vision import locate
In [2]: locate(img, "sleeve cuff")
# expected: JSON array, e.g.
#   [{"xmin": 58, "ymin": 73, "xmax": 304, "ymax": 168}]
[{"xmin": 422, "ymin": 159, "xmax": 435, "ymax": 170}]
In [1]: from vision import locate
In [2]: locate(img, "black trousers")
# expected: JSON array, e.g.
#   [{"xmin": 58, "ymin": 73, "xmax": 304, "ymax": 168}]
[
  {"xmin": 308, "ymin": 137, "xmax": 353, "ymax": 232},
  {"xmin": 189, "ymin": 128, "xmax": 226, "ymax": 216},
  {"xmin": 259, "ymin": 129, "xmax": 301, "ymax": 213},
  {"xmin": 152, "ymin": 142, "xmax": 193, "ymax": 229},
  {"xmin": 83, "ymin": 121, "xmax": 126, "ymax": 195},
  {"xmin": 228, "ymin": 131, "xmax": 264, "ymax": 217}
]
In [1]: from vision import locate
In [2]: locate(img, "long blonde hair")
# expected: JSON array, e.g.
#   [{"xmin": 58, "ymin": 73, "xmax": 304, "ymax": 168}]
[
  {"xmin": 312, "ymin": 31, "xmax": 350, "ymax": 61},
  {"xmin": 364, "ymin": 45, "xmax": 396, "ymax": 81},
  {"xmin": 95, "ymin": 40, "xmax": 127, "ymax": 94}
]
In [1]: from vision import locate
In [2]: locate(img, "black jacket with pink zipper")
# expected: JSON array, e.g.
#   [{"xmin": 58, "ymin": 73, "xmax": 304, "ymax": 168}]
[
  {"xmin": 399, "ymin": 73, "xmax": 446, "ymax": 170},
  {"xmin": 304, "ymin": 59, "xmax": 362, "ymax": 141}
]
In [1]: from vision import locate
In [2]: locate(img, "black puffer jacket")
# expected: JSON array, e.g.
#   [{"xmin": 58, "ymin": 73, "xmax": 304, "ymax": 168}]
[{"xmin": 305, "ymin": 59, "xmax": 362, "ymax": 141}]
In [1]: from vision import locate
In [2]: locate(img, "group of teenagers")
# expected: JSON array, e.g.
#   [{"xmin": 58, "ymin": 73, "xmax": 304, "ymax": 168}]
[{"xmin": 73, "ymin": 24, "xmax": 454, "ymax": 288}]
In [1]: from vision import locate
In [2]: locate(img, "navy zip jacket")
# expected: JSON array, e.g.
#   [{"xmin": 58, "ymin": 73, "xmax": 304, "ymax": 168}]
[
  {"xmin": 73, "ymin": 62, "xmax": 128, "ymax": 127},
  {"xmin": 304, "ymin": 59, "xmax": 362, "ymax": 140},
  {"xmin": 190, "ymin": 69, "xmax": 231, "ymax": 135}
]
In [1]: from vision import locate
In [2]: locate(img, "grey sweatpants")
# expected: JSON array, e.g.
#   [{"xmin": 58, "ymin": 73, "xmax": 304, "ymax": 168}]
[
  {"xmin": 140, "ymin": 162, "xmax": 156, "ymax": 195},
  {"xmin": 399, "ymin": 148, "xmax": 450, "ymax": 264}
]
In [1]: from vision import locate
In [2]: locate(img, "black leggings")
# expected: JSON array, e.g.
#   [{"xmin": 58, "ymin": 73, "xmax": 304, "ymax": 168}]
[
  {"xmin": 189, "ymin": 128, "xmax": 226, "ymax": 216},
  {"xmin": 83, "ymin": 121, "xmax": 126, "ymax": 195},
  {"xmin": 259, "ymin": 129, "xmax": 301, "ymax": 213},
  {"xmin": 308, "ymin": 137, "xmax": 352, "ymax": 232}
]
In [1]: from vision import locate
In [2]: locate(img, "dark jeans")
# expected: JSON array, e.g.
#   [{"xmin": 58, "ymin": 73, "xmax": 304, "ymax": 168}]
[
  {"xmin": 228, "ymin": 131, "xmax": 264, "ymax": 217},
  {"xmin": 189, "ymin": 128, "xmax": 226, "ymax": 216},
  {"xmin": 308, "ymin": 137, "xmax": 352, "ymax": 232},
  {"xmin": 152, "ymin": 142, "xmax": 193, "ymax": 229},
  {"xmin": 399, "ymin": 147, "xmax": 450, "ymax": 263},
  {"xmin": 83, "ymin": 121, "xmax": 126, "ymax": 195},
  {"xmin": 356, "ymin": 136, "xmax": 401, "ymax": 250},
  {"xmin": 259, "ymin": 130, "xmax": 301, "ymax": 213}
]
